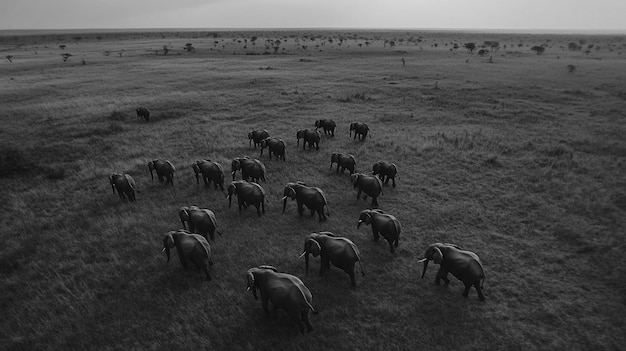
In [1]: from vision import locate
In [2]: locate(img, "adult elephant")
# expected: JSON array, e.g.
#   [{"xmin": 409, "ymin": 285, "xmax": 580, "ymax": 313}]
[
  {"xmin": 179, "ymin": 206, "xmax": 222, "ymax": 241},
  {"xmin": 357, "ymin": 209, "xmax": 401, "ymax": 253},
  {"xmin": 248, "ymin": 130, "xmax": 270, "ymax": 149},
  {"xmin": 330, "ymin": 153, "xmax": 356, "ymax": 175},
  {"xmin": 136, "ymin": 106, "xmax": 150, "ymax": 122},
  {"xmin": 372, "ymin": 161, "xmax": 398, "ymax": 187},
  {"xmin": 109, "ymin": 173, "xmax": 136, "ymax": 202},
  {"xmin": 418, "ymin": 243, "xmax": 485, "ymax": 301},
  {"xmin": 231, "ymin": 157, "xmax": 266, "ymax": 183},
  {"xmin": 350, "ymin": 173, "xmax": 383, "ymax": 207},
  {"xmin": 162, "ymin": 229, "xmax": 213, "ymax": 281},
  {"xmin": 246, "ymin": 265, "xmax": 318, "ymax": 334},
  {"xmin": 282, "ymin": 181, "xmax": 330, "ymax": 222},
  {"xmin": 227, "ymin": 180, "xmax": 267, "ymax": 217},
  {"xmin": 260, "ymin": 137, "xmax": 286, "ymax": 161},
  {"xmin": 192, "ymin": 160, "xmax": 225, "ymax": 191},
  {"xmin": 148, "ymin": 159, "xmax": 176, "ymax": 186},
  {"xmin": 349, "ymin": 122, "xmax": 370, "ymax": 140},
  {"xmin": 300, "ymin": 232, "xmax": 365, "ymax": 288},
  {"xmin": 296, "ymin": 129, "xmax": 321, "ymax": 150},
  {"xmin": 314, "ymin": 119, "xmax": 336, "ymax": 136}
]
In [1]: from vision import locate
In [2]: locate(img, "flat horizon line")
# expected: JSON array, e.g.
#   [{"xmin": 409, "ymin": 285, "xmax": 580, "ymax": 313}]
[{"xmin": 1, "ymin": 27, "xmax": 625, "ymax": 36}]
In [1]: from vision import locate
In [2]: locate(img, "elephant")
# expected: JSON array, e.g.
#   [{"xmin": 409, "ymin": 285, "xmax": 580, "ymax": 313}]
[
  {"xmin": 148, "ymin": 159, "xmax": 176, "ymax": 186},
  {"xmin": 162, "ymin": 229, "xmax": 213, "ymax": 281},
  {"xmin": 227, "ymin": 180, "xmax": 268, "ymax": 216},
  {"xmin": 260, "ymin": 137, "xmax": 286, "ymax": 161},
  {"xmin": 300, "ymin": 232, "xmax": 365, "ymax": 288},
  {"xmin": 296, "ymin": 129, "xmax": 321, "ymax": 151},
  {"xmin": 246, "ymin": 265, "xmax": 318, "ymax": 334},
  {"xmin": 372, "ymin": 161, "xmax": 398, "ymax": 187},
  {"xmin": 330, "ymin": 153, "xmax": 356, "ymax": 175},
  {"xmin": 349, "ymin": 122, "xmax": 370, "ymax": 140},
  {"xmin": 418, "ymin": 243, "xmax": 486, "ymax": 301},
  {"xmin": 136, "ymin": 106, "xmax": 150, "ymax": 121},
  {"xmin": 248, "ymin": 130, "xmax": 270, "ymax": 149},
  {"xmin": 350, "ymin": 173, "xmax": 383, "ymax": 207},
  {"xmin": 192, "ymin": 159, "xmax": 225, "ymax": 191},
  {"xmin": 314, "ymin": 119, "xmax": 336, "ymax": 136},
  {"xmin": 282, "ymin": 181, "xmax": 330, "ymax": 222},
  {"xmin": 179, "ymin": 206, "xmax": 222, "ymax": 241},
  {"xmin": 357, "ymin": 209, "xmax": 401, "ymax": 253},
  {"xmin": 109, "ymin": 173, "xmax": 136, "ymax": 201},
  {"xmin": 231, "ymin": 157, "xmax": 266, "ymax": 183}
]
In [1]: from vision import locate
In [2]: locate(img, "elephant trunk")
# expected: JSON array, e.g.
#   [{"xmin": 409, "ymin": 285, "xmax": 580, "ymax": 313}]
[
  {"xmin": 228, "ymin": 194, "xmax": 233, "ymax": 208},
  {"xmin": 194, "ymin": 172, "xmax": 200, "ymax": 184},
  {"xmin": 164, "ymin": 246, "xmax": 171, "ymax": 263},
  {"xmin": 421, "ymin": 259, "xmax": 429, "ymax": 279},
  {"xmin": 282, "ymin": 196, "xmax": 288, "ymax": 212},
  {"xmin": 231, "ymin": 171, "xmax": 236, "ymax": 181},
  {"xmin": 304, "ymin": 252, "xmax": 310, "ymax": 274},
  {"xmin": 110, "ymin": 182, "xmax": 116, "ymax": 194},
  {"xmin": 357, "ymin": 220, "xmax": 363, "ymax": 228}
]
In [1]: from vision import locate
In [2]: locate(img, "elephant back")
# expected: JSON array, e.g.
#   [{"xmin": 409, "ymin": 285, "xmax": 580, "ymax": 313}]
[
  {"xmin": 279, "ymin": 273, "xmax": 315, "ymax": 311},
  {"xmin": 188, "ymin": 233, "xmax": 211, "ymax": 259}
]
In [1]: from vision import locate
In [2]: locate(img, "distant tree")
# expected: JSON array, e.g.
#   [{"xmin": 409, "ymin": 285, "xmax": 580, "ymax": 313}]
[
  {"xmin": 464, "ymin": 42, "xmax": 476, "ymax": 53},
  {"xmin": 478, "ymin": 49, "xmax": 489, "ymax": 56},
  {"xmin": 568, "ymin": 42, "xmax": 581, "ymax": 51},
  {"xmin": 6, "ymin": 55, "xmax": 13, "ymax": 63},
  {"xmin": 531, "ymin": 46, "xmax": 545, "ymax": 55},
  {"xmin": 484, "ymin": 41, "xmax": 500, "ymax": 51},
  {"xmin": 250, "ymin": 36, "xmax": 257, "ymax": 45},
  {"xmin": 566, "ymin": 64, "xmax": 576, "ymax": 73},
  {"xmin": 61, "ymin": 53, "xmax": 72, "ymax": 62},
  {"xmin": 162, "ymin": 45, "xmax": 169, "ymax": 55},
  {"xmin": 184, "ymin": 43, "xmax": 195, "ymax": 52},
  {"xmin": 59, "ymin": 44, "xmax": 66, "ymax": 50}
]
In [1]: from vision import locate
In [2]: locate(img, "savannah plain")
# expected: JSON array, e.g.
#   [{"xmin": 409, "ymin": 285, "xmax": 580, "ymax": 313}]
[{"xmin": 1, "ymin": 29, "xmax": 625, "ymax": 350}]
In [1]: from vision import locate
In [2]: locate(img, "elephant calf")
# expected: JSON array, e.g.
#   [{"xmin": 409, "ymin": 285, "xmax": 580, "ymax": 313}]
[
  {"xmin": 349, "ymin": 122, "xmax": 370, "ymax": 140},
  {"xmin": 248, "ymin": 129, "xmax": 270, "ymax": 149},
  {"xmin": 372, "ymin": 161, "xmax": 398, "ymax": 187},
  {"xmin": 136, "ymin": 106, "xmax": 150, "ymax": 121},
  {"xmin": 227, "ymin": 181, "xmax": 268, "ymax": 217},
  {"xmin": 231, "ymin": 157, "xmax": 267, "ymax": 183},
  {"xmin": 162, "ymin": 229, "xmax": 213, "ymax": 281},
  {"xmin": 148, "ymin": 159, "xmax": 176, "ymax": 186},
  {"xmin": 179, "ymin": 206, "xmax": 222, "ymax": 241},
  {"xmin": 358, "ymin": 209, "xmax": 401, "ymax": 253},
  {"xmin": 296, "ymin": 129, "xmax": 321, "ymax": 151},
  {"xmin": 192, "ymin": 160, "xmax": 225, "ymax": 191},
  {"xmin": 282, "ymin": 181, "xmax": 330, "ymax": 222},
  {"xmin": 351, "ymin": 173, "xmax": 383, "ymax": 207},
  {"xmin": 260, "ymin": 137, "xmax": 286, "ymax": 161},
  {"xmin": 314, "ymin": 119, "xmax": 336, "ymax": 136},
  {"xmin": 330, "ymin": 153, "xmax": 356, "ymax": 175},
  {"xmin": 419, "ymin": 243, "xmax": 485, "ymax": 301},
  {"xmin": 109, "ymin": 173, "xmax": 136, "ymax": 202},
  {"xmin": 301, "ymin": 232, "xmax": 365, "ymax": 288},
  {"xmin": 246, "ymin": 265, "xmax": 318, "ymax": 334}
]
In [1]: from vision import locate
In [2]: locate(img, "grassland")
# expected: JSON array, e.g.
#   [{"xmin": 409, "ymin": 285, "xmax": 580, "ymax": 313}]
[{"xmin": 1, "ymin": 29, "xmax": 625, "ymax": 350}]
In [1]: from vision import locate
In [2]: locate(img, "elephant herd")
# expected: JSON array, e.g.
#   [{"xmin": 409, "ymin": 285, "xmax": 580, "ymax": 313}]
[{"xmin": 109, "ymin": 118, "xmax": 486, "ymax": 335}]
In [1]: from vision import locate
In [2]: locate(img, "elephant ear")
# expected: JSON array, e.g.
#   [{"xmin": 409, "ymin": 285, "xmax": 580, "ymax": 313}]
[
  {"xmin": 258, "ymin": 265, "xmax": 278, "ymax": 272},
  {"xmin": 124, "ymin": 174, "xmax": 135, "ymax": 189},
  {"xmin": 296, "ymin": 180, "xmax": 307, "ymax": 186},
  {"xmin": 189, "ymin": 233, "xmax": 211, "ymax": 259},
  {"xmin": 192, "ymin": 162, "xmax": 201, "ymax": 174},
  {"xmin": 202, "ymin": 209, "xmax": 219, "ymax": 229},
  {"xmin": 350, "ymin": 173, "xmax": 359, "ymax": 184},
  {"xmin": 433, "ymin": 247, "xmax": 444, "ymax": 264},
  {"xmin": 307, "ymin": 238, "xmax": 322, "ymax": 257}
]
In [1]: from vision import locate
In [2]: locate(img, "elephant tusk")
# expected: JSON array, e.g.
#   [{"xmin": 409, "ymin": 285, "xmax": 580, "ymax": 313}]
[
  {"xmin": 246, "ymin": 287, "xmax": 250, "ymax": 291},
  {"xmin": 162, "ymin": 247, "xmax": 166, "ymax": 252},
  {"xmin": 298, "ymin": 251, "xmax": 306, "ymax": 259},
  {"xmin": 281, "ymin": 196, "xmax": 287, "ymax": 201},
  {"xmin": 417, "ymin": 258, "xmax": 428, "ymax": 263}
]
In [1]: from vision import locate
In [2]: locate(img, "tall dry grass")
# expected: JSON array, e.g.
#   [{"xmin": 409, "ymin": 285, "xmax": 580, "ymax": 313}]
[{"xmin": 1, "ymin": 30, "xmax": 625, "ymax": 350}]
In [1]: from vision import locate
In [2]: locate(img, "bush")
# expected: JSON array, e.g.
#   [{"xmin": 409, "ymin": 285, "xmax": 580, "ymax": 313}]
[{"xmin": 0, "ymin": 147, "xmax": 32, "ymax": 177}]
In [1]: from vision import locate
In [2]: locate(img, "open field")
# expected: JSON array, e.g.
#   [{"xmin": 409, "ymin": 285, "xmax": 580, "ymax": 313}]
[{"xmin": 1, "ymin": 29, "xmax": 625, "ymax": 350}]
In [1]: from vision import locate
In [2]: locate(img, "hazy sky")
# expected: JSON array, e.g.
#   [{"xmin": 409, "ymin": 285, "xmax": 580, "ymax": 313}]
[{"xmin": 1, "ymin": 0, "xmax": 624, "ymax": 32}]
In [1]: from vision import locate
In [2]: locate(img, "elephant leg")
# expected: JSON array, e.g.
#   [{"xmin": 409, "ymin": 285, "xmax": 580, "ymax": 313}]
[
  {"xmin": 392, "ymin": 178, "xmax": 396, "ymax": 187},
  {"xmin": 302, "ymin": 310, "xmax": 313, "ymax": 333},
  {"xmin": 315, "ymin": 143, "xmax": 319, "ymax": 151},
  {"xmin": 238, "ymin": 199, "xmax": 244, "ymax": 213},
  {"xmin": 371, "ymin": 197, "xmax": 379, "ymax": 208},
  {"xmin": 255, "ymin": 204, "xmax": 262, "ymax": 217},
  {"xmin": 336, "ymin": 164, "xmax": 340, "ymax": 173},
  {"xmin": 297, "ymin": 202, "xmax": 304, "ymax": 216},
  {"xmin": 388, "ymin": 240, "xmax": 395, "ymax": 253},
  {"xmin": 462, "ymin": 284, "xmax": 471, "ymax": 298},
  {"xmin": 261, "ymin": 297, "xmax": 270, "ymax": 316},
  {"xmin": 261, "ymin": 201, "xmax": 265, "ymax": 215},
  {"xmin": 474, "ymin": 282, "xmax": 486, "ymax": 301},
  {"xmin": 435, "ymin": 267, "xmax": 450, "ymax": 285},
  {"xmin": 372, "ymin": 228, "xmax": 380, "ymax": 241},
  {"xmin": 356, "ymin": 188, "xmax": 362, "ymax": 200},
  {"xmin": 348, "ymin": 270, "xmax": 356, "ymax": 288}
]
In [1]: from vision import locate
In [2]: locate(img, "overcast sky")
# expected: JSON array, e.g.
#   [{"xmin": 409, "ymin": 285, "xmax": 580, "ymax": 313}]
[{"xmin": 0, "ymin": 0, "xmax": 624, "ymax": 32}]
